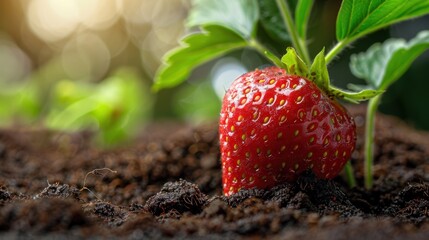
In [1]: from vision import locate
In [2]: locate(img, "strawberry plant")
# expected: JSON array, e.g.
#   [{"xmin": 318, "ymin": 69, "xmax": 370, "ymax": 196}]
[
  {"xmin": 154, "ymin": 0, "xmax": 429, "ymax": 193},
  {"xmin": 350, "ymin": 30, "xmax": 429, "ymax": 188}
]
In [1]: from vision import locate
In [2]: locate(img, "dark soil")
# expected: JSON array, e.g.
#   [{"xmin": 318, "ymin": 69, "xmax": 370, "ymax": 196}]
[{"xmin": 1, "ymin": 106, "xmax": 429, "ymax": 239}]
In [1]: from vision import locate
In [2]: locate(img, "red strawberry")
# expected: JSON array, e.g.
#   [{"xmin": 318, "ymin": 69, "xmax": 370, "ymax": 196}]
[{"xmin": 219, "ymin": 66, "xmax": 356, "ymax": 196}]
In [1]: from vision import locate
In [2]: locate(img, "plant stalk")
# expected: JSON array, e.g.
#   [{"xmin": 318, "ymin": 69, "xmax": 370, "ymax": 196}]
[
  {"xmin": 275, "ymin": 0, "xmax": 311, "ymax": 65},
  {"xmin": 325, "ymin": 40, "xmax": 350, "ymax": 64},
  {"xmin": 249, "ymin": 39, "xmax": 283, "ymax": 67},
  {"xmin": 364, "ymin": 94, "xmax": 382, "ymax": 189},
  {"xmin": 344, "ymin": 160, "xmax": 356, "ymax": 188}
]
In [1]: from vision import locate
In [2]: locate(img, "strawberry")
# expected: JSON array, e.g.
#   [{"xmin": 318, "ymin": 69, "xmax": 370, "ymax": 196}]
[{"xmin": 219, "ymin": 66, "xmax": 356, "ymax": 196}]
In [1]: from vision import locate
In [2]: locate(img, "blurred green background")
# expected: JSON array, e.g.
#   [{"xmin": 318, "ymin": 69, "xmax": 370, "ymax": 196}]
[{"xmin": 0, "ymin": 0, "xmax": 428, "ymax": 146}]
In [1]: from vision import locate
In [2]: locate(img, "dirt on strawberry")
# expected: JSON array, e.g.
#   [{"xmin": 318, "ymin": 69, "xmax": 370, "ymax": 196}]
[{"xmin": 1, "ymin": 106, "xmax": 429, "ymax": 239}]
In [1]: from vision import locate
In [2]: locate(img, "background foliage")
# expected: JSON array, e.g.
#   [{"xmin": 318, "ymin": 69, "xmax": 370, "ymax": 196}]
[{"xmin": 0, "ymin": 0, "xmax": 428, "ymax": 146}]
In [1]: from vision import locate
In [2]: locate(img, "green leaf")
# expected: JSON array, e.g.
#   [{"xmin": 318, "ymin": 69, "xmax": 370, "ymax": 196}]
[
  {"xmin": 336, "ymin": 0, "xmax": 429, "ymax": 41},
  {"xmin": 281, "ymin": 47, "xmax": 308, "ymax": 76},
  {"xmin": 329, "ymin": 86, "xmax": 384, "ymax": 103},
  {"xmin": 309, "ymin": 48, "xmax": 330, "ymax": 91},
  {"xmin": 347, "ymin": 83, "xmax": 371, "ymax": 91},
  {"xmin": 309, "ymin": 49, "xmax": 382, "ymax": 103},
  {"xmin": 280, "ymin": 48, "xmax": 382, "ymax": 103},
  {"xmin": 0, "ymin": 83, "xmax": 41, "ymax": 124},
  {"xmin": 264, "ymin": 50, "xmax": 286, "ymax": 69},
  {"xmin": 295, "ymin": 0, "xmax": 314, "ymax": 40},
  {"xmin": 153, "ymin": 25, "xmax": 247, "ymax": 91},
  {"xmin": 47, "ymin": 69, "xmax": 152, "ymax": 146},
  {"xmin": 187, "ymin": 0, "xmax": 259, "ymax": 39},
  {"xmin": 258, "ymin": 0, "xmax": 289, "ymax": 42},
  {"xmin": 307, "ymin": 49, "xmax": 383, "ymax": 103},
  {"xmin": 350, "ymin": 30, "xmax": 429, "ymax": 90}
]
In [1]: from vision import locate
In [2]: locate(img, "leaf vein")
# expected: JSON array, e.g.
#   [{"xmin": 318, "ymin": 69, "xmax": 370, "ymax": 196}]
[{"xmin": 349, "ymin": 0, "xmax": 388, "ymax": 37}]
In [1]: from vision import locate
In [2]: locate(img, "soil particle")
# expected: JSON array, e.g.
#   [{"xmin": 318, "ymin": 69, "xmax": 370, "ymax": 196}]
[
  {"xmin": 224, "ymin": 173, "xmax": 362, "ymax": 218},
  {"xmin": 293, "ymin": 218, "xmax": 429, "ymax": 240},
  {"xmin": 288, "ymin": 191, "xmax": 317, "ymax": 211},
  {"xmin": 145, "ymin": 179, "xmax": 208, "ymax": 216},
  {"xmin": 384, "ymin": 182, "xmax": 429, "ymax": 225},
  {"xmin": 33, "ymin": 182, "xmax": 80, "ymax": 200},
  {"xmin": 0, "ymin": 187, "xmax": 11, "ymax": 202},
  {"xmin": 116, "ymin": 213, "xmax": 166, "ymax": 239},
  {"xmin": 0, "ymin": 198, "xmax": 90, "ymax": 232},
  {"xmin": 202, "ymin": 198, "xmax": 229, "ymax": 217},
  {"xmin": 83, "ymin": 201, "xmax": 129, "ymax": 227},
  {"xmin": 295, "ymin": 173, "xmax": 363, "ymax": 218}
]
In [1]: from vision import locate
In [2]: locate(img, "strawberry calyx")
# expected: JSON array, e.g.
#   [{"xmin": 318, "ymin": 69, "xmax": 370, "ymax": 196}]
[{"xmin": 267, "ymin": 47, "xmax": 383, "ymax": 103}]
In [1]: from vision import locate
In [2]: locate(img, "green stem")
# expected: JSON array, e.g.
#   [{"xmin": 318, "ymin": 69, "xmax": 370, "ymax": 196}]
[
  {"xmin": 275, "ymin": 0, "xmax": 311, "ymax": 65},
  {"xmin": 364, "ymin": 94, "xmax": 382, "ymax": 189},
  {"xmin": 249, "ymin": 39, "xmax": 283, "ymax": 67},
  {"xmin": 325, "ymin": 39, "xmax": 350, "ymax": 65},
  {"xmin": 344, "ymin": 160, "xmax": 356, "ymax": 188}
]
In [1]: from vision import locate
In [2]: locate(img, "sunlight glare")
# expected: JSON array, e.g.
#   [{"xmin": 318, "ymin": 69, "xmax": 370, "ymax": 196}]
[{"xmin": 27, "ymin": 0, "xmax": 79, "ymax": 42}]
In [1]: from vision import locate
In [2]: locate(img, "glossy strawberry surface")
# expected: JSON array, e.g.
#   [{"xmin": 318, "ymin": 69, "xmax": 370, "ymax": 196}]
[{"xmin": 219, "ymin": 67, "xmax": 356, "ymax": 196}]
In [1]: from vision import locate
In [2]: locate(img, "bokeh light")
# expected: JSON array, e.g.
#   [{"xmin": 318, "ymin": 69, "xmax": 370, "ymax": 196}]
[
  {"xmin": 26, "ymin": 0, "xmax": 121, "ymax": 42},
  {"xmin": 211, "ymin": 58, "xmax": 247, "ymax": 99},
  {"xmin": 0, "ymin": 34, "xmax": 32, "ymax": 83},
  {"xmin": 61, "ymin": 33, "xmax": 111, "ymax": 81},
  {"xmin": 16, "ymin": 0, "xmax": 189, "ymax": 81},
  {"xmin": 27, "ymin": 0, "xmax": 81, "ymax": 42}
]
